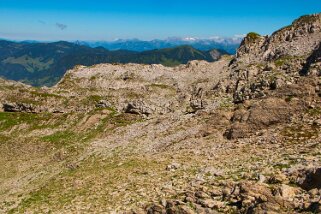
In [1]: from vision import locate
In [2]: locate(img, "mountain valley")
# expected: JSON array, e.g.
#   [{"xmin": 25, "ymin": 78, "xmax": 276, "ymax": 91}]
[{"xmin": 0, "ymin": 41, "xmax": 227, "ymax": 86}]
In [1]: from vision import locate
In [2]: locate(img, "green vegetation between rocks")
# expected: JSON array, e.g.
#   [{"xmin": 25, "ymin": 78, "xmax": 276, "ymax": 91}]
[
  {"xmin": 0, "ymin": 112, "xmax": 51, "ymax": 131},
  {"xmin": 295, "ymin": 14, "xmax": 319, "ymax": 24},
  {"xmin": 41, "ymin": 131, "xmax": 78, "ymax": 146},
  {"xmin": 246, "ymin": 32, "xmax": 261, "ymax": 42},
  {"xmin": 9, "ymin": 155, "xmax": 163, "ymax": 213}
]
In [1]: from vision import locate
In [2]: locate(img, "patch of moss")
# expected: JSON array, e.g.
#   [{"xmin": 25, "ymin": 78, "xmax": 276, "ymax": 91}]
[
  {"xmin": 0, "ymin": 112, "xmax": 39, "ymax": 131},
  {"xmin": 41, "ymin": 131, "xmax": 77, "ymax": 145},
  {"xmin": 275, "ymin": 56, "xmax": 291, "ymax": 67},
  {"xmin": 219, "ymin": 97, "xmax": 234, "ymax": 109},
  {"xmin": 150, "ymin": 83, "xmax": 174, "ymax": 90},
  {"xmin": 80, "ymin": 95, "xmax": 103, "ymax": 106},
  {"xmin": 88, "ymin": 95, "xmax": 102, "ymax": 102},
  {"xmin": 0, "ymin": 112, "xmax": 67, "ymax": 132},
  {"xmin": 306, "ymin": 107, "xmax": 321, "ymax": 116},
  {"xmin": 247, "ymin": 32, "xmax": 261, "ymax": 42},
  {"xmin": 30, "ymin": 91, "xmax": 62, "ymax": 99},
  {"xmin": 274, "ymin": 55, "xmax": 305, "ymax": 67}
]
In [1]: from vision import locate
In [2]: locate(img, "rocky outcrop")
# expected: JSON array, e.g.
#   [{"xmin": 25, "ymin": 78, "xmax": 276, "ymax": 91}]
[
  {"xmin": 124, "ymin": 101, "xmax": 154, "ymax": 116},
  {"xmin": 2, "ymin": 102, "xmax": 36, "ymax": 113},
  {"xmin": 209, "ymin": 49, "xmax": 226, "ymax": 61},
  {"xmin": 227, "ymin": 14, "xmax": 321, "ymax": 104},
  {"xmin": 224, "ymin": 97, "xmax": 300, "ymax": 139},
  {"xmin": 301, "ymin": 41, "xmax": 321, "ymax": 76},
  {"xmin": 95, "ymin": 100, "xmax": 112, "ymax": 109},
  {"xmin": 143, "ymin": 167, "xmax": 321, "ymax": 214},
  {"xmin": 289, "ymin": 167, "xmax": 321, "ymax": 191},
  {"xmin": 236, "ymin": 14, "xmax": 321, "ymax": 64},
  {"xmin": 53, "ymin": 59, "xmax": 231, "ymax": 116},
  {"xmin": 236, "ymin": 32, "xmax": 268, "ymax": 63}
]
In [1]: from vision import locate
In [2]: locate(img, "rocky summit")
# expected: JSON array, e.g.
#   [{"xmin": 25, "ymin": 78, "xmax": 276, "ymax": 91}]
[{"xmin": 0, "ymin": 14, "xmax": 320, "ymax": 214}]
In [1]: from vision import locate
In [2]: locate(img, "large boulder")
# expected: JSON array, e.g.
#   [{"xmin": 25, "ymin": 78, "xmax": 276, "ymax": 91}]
[
  {"xmin": 295, "ymin": 167, "xmax": 321, "ymax": 191},
  {"xmin": 124, "ymin": 100, "xmax": 154, "ymax": 116},
  {"xmin": 2, "ymin": 102, "xmax": 36, "ymax": 113},
  {"xmin": 300, "ymin": 41, "xmax": 321, "ymax": 76},
  {"xmin": 225, "ymin": 98, "xmax": 297, "ymax": 139}
]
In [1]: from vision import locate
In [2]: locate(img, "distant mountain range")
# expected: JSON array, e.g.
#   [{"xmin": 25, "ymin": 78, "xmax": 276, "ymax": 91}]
[
  {"xmin": 77, "ymin": 37, "xmax": 242, "ymax": 54},
  {"xmin": 0, "ymin": 40, "xmax": 229, "ymax": 86}
]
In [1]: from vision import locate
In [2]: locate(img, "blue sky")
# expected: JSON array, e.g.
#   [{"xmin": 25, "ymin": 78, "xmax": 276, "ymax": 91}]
[{"xmin": 0, "ymin": 0, "xmax": 320, "ymax": 41}]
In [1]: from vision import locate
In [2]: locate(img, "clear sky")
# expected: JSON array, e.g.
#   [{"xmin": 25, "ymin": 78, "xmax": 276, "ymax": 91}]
[{"xmin": 0, "ymin": 0, "xmax": 321, "ymax": 41}]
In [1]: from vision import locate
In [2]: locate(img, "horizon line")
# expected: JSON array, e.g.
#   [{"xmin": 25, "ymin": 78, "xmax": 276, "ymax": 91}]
[{"xmin": 0, "ymin": 35, "xmax": 248, "ymax": 43}]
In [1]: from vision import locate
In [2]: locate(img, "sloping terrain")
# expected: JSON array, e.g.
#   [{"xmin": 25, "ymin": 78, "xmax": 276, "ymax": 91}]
[
  {"xmin": 0, "ymin": 14, "xmax": 320, "ymax": 213},
  {"xmin": 0, "ymin": 41, "xmax": 227, "ymax": 87}
]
